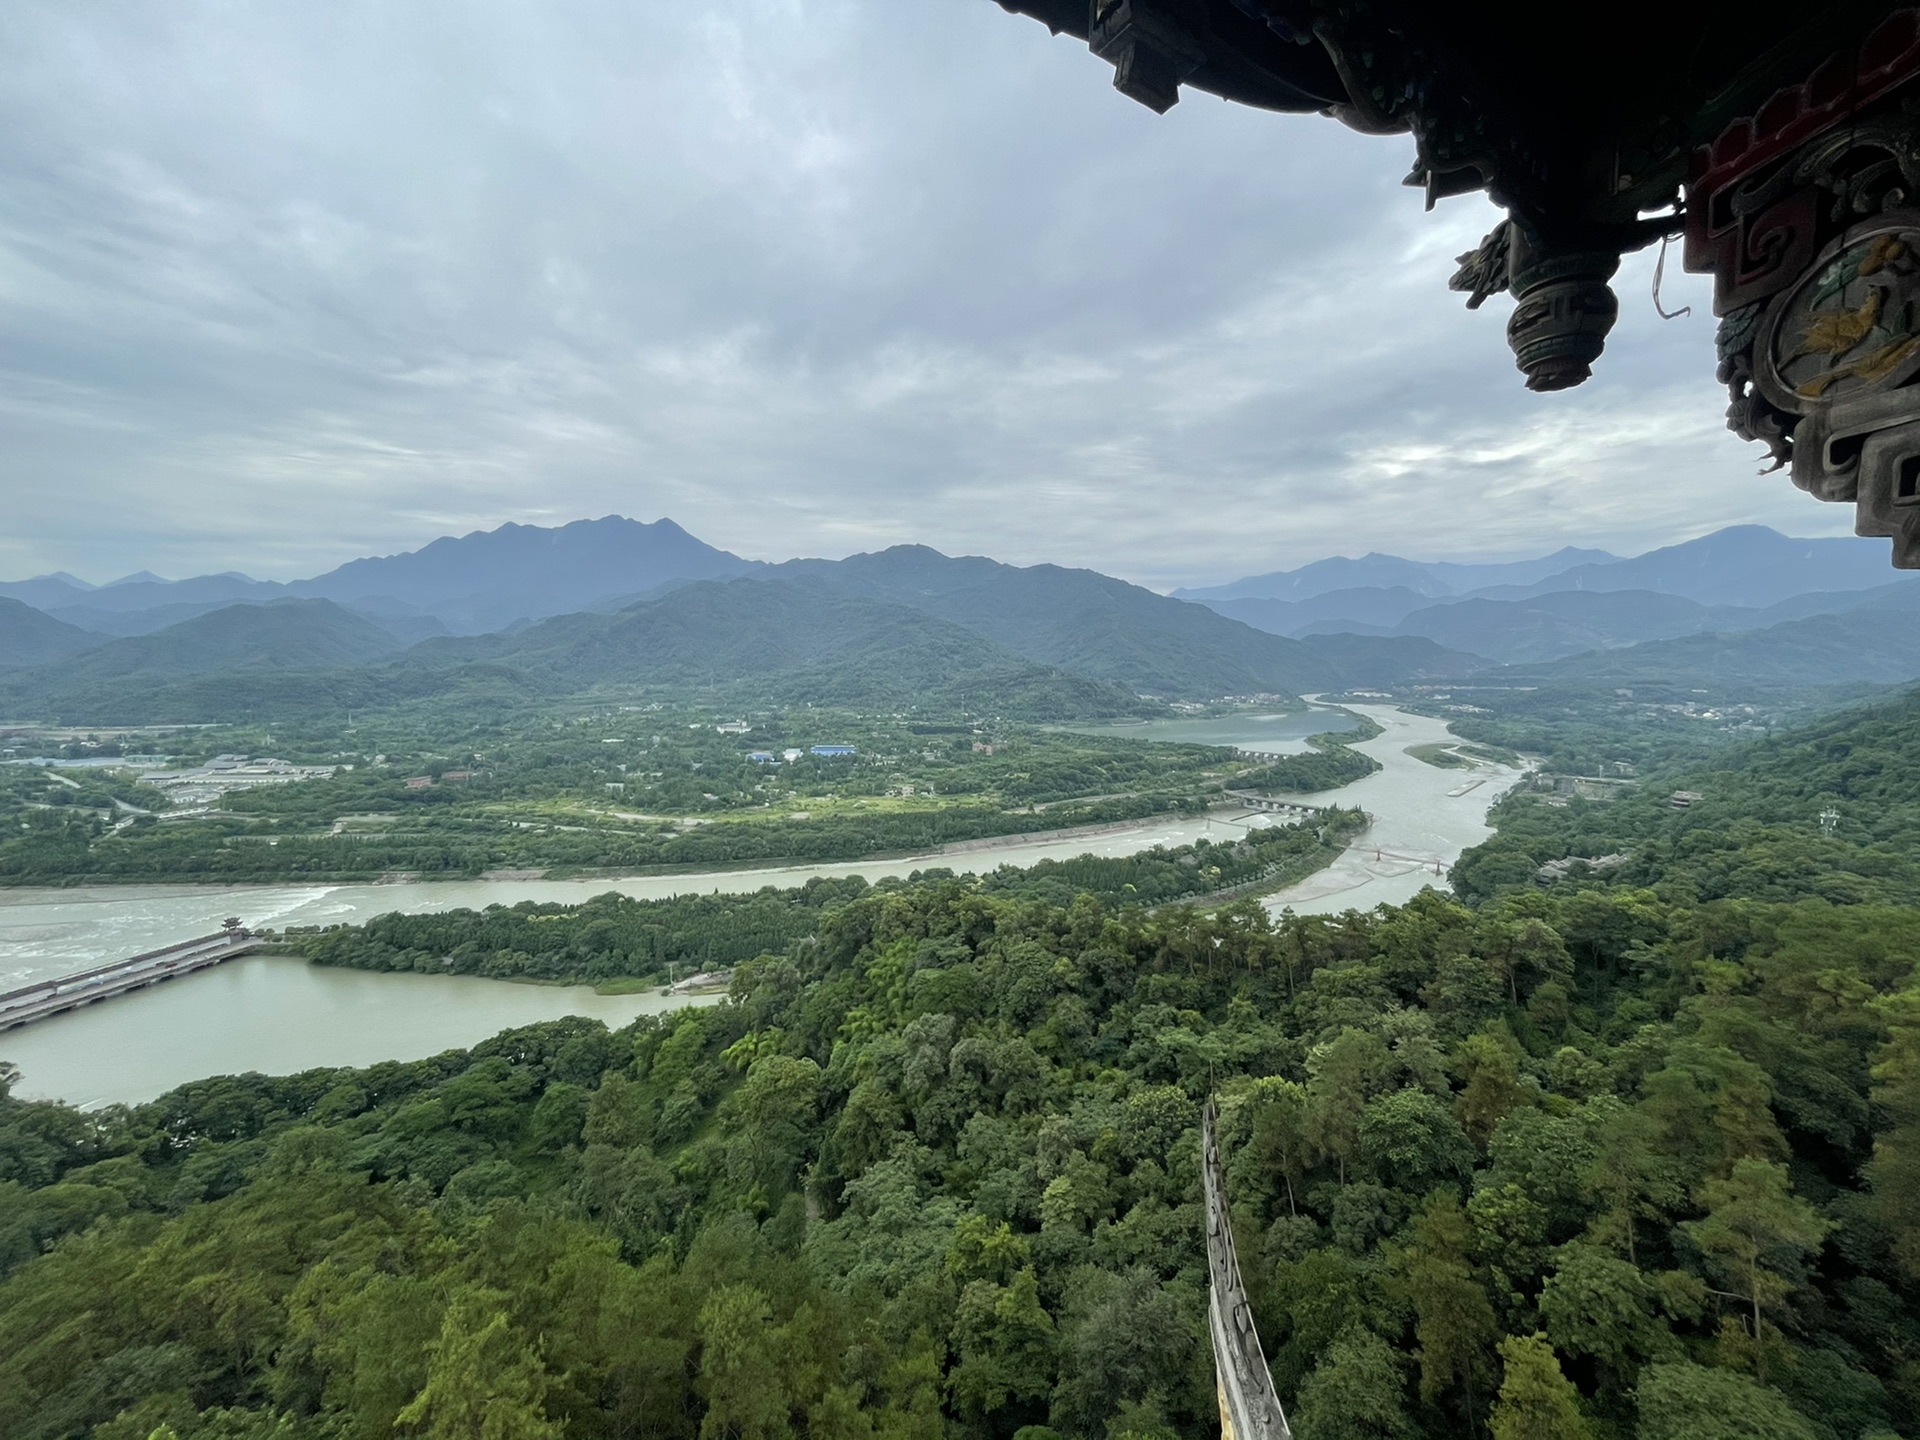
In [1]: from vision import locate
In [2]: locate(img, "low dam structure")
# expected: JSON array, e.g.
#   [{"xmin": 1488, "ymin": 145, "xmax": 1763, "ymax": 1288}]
[
  {"xmin": 1224, "ymin": 790, "xmax": 1330, "ymax": 819},
  {"xmin": 0, "ymin": 926, "xmax": 263, "ymax": 1032}
]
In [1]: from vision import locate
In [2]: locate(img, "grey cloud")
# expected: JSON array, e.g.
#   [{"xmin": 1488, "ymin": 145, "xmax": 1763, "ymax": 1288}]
[{"xmin": 0, "ymin": 0, "xmax": 1859, "ymax": 589}]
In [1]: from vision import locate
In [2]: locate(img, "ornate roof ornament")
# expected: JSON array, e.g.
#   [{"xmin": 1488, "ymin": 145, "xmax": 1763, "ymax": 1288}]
[{"xmin": 990, "ymin": 1, "xmax": 1920, "ymax": 565}]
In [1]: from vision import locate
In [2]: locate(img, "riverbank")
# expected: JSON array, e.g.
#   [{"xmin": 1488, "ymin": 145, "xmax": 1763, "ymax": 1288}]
[{"xmin": 0, "ymin": 806, "xmax": 1306, "ymax": 993}]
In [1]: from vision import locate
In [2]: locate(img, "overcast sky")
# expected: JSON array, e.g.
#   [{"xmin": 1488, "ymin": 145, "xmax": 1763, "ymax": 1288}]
[{"xmin": 0, "ymin": 1, "xmax": 1863, "ymax": 589}]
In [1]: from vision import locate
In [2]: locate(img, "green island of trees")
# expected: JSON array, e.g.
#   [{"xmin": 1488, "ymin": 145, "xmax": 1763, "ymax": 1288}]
[
  {"xmin": 291, "ymin": 813, "xmax": 1367, "ymax": 989},
  {"xmin": 3, "ymin": 690, "xmax": 1919, "ymax": 1439},
  {"xmin": 1231, "ymin": 725, "xmax": 1383, "ymax": 796}
]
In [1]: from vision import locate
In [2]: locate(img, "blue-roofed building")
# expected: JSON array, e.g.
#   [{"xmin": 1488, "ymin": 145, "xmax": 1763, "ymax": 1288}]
[
  {"xmin": 809, "ymin": 744, "xmax": 857, "ymax": 758},
  {"xmin": 747, "ymin": 751, "xmax": 776, "ymax": 763}
]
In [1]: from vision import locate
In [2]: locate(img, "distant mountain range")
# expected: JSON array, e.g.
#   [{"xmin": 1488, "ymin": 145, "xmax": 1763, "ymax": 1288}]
[
  {"xmin": 2, "ymin": 517, "xmax": 1917, "ymax": 723},
  {"xmin": 0, "ymin": 516, "xmax": 756, "ymax": 638},
  {"xmin": 1177, "ymin": 545, "xmax": 1619, "ymax": 603},
  {"xmin": 1180, "ymin": 527, "xmax": 1897, "ymax": 609},
  {"xmin": 1186, "ymin": 527, "xmax": 1920, "ymax": 665},
  {"xmin": 428, "ymin": 554, "xmax": 1490, "ymax": 701},
  {"xmin": 1509, "ymin": 582, "xmax": 1920, "ymax": 691},
  {"xmin": 0, "ymin": 540, "xmax": 1489, "ymax": 722}
]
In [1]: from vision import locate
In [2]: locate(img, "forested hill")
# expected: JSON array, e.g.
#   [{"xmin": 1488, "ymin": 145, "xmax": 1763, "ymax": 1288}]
[
  {"xmin": 0, "ymin": 600, "xmax": 414, "ymax": 724},
  {"xmin": 0, "ymin": 584, "xmax": 1150, "ymax": 725},
  {"xmin": 0, "ymin": 597, "xmax": 401, "ymax": 686},
  {"xmin": 420, "ymin": 579, "xmax": 1152, "ymax": 718},
  {"xmin": 5, "ymin": 693, "xmax": 1920, "ymax": 1438},
  {"xmin": 457, "ymin": 565, "xmax": 1485, "ymax": 704},
  {"xmin": 1453, "ymin": 684, "xmax": 1920, "ymax": 905},
  {"xmin": 1510, "ymin": 589, "xmax": 1920, "ymax": 692},
  {"xmin": 0, "ymin": 554, "xmax": 1493, "ymax": 724},
  {"xmin": 757, "ymin": 547, "xmax": 1360, "ymax": 698},
  {"xmin": 0, "ymin": 596, "xmax": 99, "ymax": 668}
]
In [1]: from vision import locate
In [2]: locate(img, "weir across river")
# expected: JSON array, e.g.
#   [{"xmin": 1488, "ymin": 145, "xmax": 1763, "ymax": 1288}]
[{"xmin": 0, "ymin": 927, "xmax": 263, "ymax": 1032}]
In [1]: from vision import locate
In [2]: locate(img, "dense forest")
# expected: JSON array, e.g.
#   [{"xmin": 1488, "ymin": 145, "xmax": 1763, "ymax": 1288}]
[
  {"xmin": 4, "ymin": 693, "xmax": 1920, "ymax": 1439},
  {"xmin": 1424, "ymin": 682, "xmax": 1813, "ymax": 779},
  {"xmin": 1454, "ymin": 689, "xmax": 1920, "ymax": 907}
]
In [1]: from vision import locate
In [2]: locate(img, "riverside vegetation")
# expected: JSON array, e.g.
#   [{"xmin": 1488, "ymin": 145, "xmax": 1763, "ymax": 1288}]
[
  {"xmin": 0, "ymin": 706, "xmax": 1372, "ymax": 886},
  {"xmin": 5, "ymin": 691, "xmax": 1920, "ymax": 1439},
  {"xmin": 289, "ymin": 812, "xmax": 1367, "ymax": 990}
]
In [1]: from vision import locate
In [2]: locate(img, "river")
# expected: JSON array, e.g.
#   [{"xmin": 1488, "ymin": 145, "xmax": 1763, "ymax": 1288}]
[
  {"xmin": 0, "ymin": 811, "xmax": 1288, "ymax": 993},
  {"xmin": 1259, "ymin": 702, "xmax": 1527, "ymax": 915},
  {"xmin": 0, "ymin": 704, "xmax": 1524, "ymax": 1105},
  {"xmin": 0, "ymin": 961, "xmax": 722, "ymax": 1109}
]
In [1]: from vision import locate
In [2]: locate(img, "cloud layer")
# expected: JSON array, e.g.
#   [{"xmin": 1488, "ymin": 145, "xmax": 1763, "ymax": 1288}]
[{"xmin": 0, "ymin": 0, "xmax": 1861, "ymax": 588}]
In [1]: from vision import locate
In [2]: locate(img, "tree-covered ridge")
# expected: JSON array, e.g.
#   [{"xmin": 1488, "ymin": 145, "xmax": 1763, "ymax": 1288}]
[
  {"xmin": 1453, "ymin": 686, "xmax": 1920, "ymax": 907},
  {"xmin": 5, "ymin": 849, "xmax": 1920, "ymax": 1438},
  {"xmin": 8, "ymin": 693, "xmax": 1920, "ymax": 1439}
]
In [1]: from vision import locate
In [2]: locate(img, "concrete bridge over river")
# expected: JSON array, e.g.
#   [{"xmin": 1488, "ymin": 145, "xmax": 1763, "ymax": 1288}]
[{"xmin": 0, "ymin": 928, "xmax": 264, "ymax": 1032}]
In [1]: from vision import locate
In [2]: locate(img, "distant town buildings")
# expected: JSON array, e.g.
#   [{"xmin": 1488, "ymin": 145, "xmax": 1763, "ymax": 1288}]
[
  {"xmin": 747, "ymin": 751, "xmax": 776, "ymax": 763},
  {"xmin": 715, "ymin": 721, "xmax": 751, "ymax": 735},
  {"xmin": 137, "ymin": 756, "xmax": 336, "ymax": 807},
  {"xmin": 404, "ymin": 776, "xmax": 433, "ymax": 790},
  {"xmin": 782, "ymin": 749, "xmax": 804, "ymax": 763},
  {"xmin": 809, "ymin": 744, "xmax": 857, "ymax": 758}
]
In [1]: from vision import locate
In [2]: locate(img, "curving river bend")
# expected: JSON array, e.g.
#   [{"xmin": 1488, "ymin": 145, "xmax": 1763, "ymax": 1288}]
[{"xmin": 0, "ymin": 704, "xmax": 1524, "ymax": 1104}]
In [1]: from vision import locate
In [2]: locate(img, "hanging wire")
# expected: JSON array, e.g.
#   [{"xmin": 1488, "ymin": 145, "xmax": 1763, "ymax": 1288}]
[{"xmin": 1652, "ymin": 230, "xmax": 1692, "ymax": 320}]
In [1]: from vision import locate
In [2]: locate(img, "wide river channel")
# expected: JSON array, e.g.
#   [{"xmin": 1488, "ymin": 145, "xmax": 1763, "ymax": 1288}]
[{"xmin": 0, "ymin": 704, "xmax": 1523, "ymax": 1105}]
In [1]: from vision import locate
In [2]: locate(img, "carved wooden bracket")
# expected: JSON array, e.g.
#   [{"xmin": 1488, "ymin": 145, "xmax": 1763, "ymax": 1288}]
[
  {"xmin": 990, "ymin": 0, "xmax": 1920, "ymax": 564},
  {"xmin": 1688, "ymin": 13, "xmax": 1920, "ymax": 567}
]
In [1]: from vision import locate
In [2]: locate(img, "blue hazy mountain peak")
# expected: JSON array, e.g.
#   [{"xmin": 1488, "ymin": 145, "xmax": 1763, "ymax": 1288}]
[
  {"xmin": 1177, "ymin": 545, "xmax": 1617, "ymax": 603},
  {"xmin": 290, "ymin": 514, "xmax": 756, "ymax": 632},
  {"xmin": 1506, "ymin": 525, "xmax": 1896, "ymax": 607}
]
